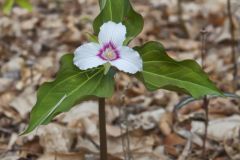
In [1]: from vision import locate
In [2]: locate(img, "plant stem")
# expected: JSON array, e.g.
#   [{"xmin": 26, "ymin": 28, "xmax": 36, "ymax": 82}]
[
  {"xmin": 200, "ymin": 28, "xmax": 210, "ymax": 158},
  {"xmin": 98, "ymin": 98, "xmax": 108, "ymax": 160},
  {"xmin": 227, "ymin": 0, "xmax": 237, "ymax": 91},
  {"xmin": 202, "ymin": 97, "xmax": 209, "ymax": 157}
]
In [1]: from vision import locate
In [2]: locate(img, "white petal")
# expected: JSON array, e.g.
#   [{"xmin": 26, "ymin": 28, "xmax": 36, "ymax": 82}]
[
  {"xmin": 98, "ymin": 21, "xmax": 126, "ymax": 47},
  {"xmin": 110, "ymin": 46, "xmax": 143, "ymax": 74},
  {"xmin": 73, "ymin": 43, "xmax": 106, "ymax": 70}
]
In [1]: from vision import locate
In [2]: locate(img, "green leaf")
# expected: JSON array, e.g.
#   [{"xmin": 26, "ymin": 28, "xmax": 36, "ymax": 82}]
[
  {"xmin": 99, "ymin": 0, "xmax": 107, "ymax": 10},
  {"xmin": 135, "ymin": 41, "xmax": 222, "ymax": 99},
  {"xmin": 22, "ymin": 54, "xmax": 114, "ymax": 134},
  {"xmin": 15, "ymin": 0, "xmax": 32, "ymax": 11},
  {"xmin": 93, "ymin": 0, "xmax": 143, "ymax": 42},
  {"xmin": 3, "ymin": 0, "xmax": 15, "ymax": 15},
  {"xmin": 85, "ymin": 32, "xmax": 99, "ymax": 43}
]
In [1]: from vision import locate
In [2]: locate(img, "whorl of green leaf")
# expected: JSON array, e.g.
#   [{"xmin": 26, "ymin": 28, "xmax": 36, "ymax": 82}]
[
  {"xmin": 135, "ymin": 41, "xmax": 223, "ymax": 99},
  {"xmin": 94, "ymin": 0, "xmax": 144, "ymax": 42},
  {"xmin": 22, "ymin": 54, "xmax": 115, "ymax": 134}
]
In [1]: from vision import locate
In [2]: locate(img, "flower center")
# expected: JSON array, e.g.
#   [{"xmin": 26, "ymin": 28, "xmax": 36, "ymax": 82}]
[
  {"xmin": 97, "ymin": 42, "xmax": 120, "ymax": 61},
  {"xmin": 104, "ymin": 49, "xmax": 115, "ymax": 60}
]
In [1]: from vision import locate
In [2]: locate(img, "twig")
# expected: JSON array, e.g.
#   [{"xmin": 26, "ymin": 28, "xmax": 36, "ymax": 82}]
[
  {"xmin": 202, "ymin": 97, "xmax": 209, "ymax": 158},
  {"xmin": 200, "ymin": 28, "xmax": 210, "ymax": 68},
  {"xmin": 116, "ymin": 78, "xmax": 128, "ymax": 159},
  {"xmin": 118, "ymin": 106, "xmax": 128, "ymax": 159},
  {"xmin": 120, "ymin": 100, "xmax": 133, "ymax": 160},
  {"xmin": 124, "ymin": 108, "xmax": 133, "ymax": 160},
  {"xmin": 84, "ymin": 133, "xmax": 100, "ymax": 150},
  {"xmin": 227, "ymin": 0, "xmax": 238, "ymax": 91},
  {"xmin": 115, "ymin": 75, "xmax": 134, "ymax": 160},
  {"xmin": 98, "ymin": 98, "xmax": 108, "ymax": 160},
  {"xmin": 200, "ymin": 28, "xmax": 210, "ymax": 158},
  {"xmin": 125, "ymin": 83, "xmax": 135, "ymax": 160}
]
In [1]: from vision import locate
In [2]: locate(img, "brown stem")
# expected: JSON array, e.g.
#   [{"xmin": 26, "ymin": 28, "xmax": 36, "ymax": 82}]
[
  {"xmin": 227, "ymin": 0, "xmax": 237, "ymax": 91},
  {"xmin": 202, "ymin": 97, "xmax": 209, "ymax": 158},
  {"xmin": 98, "ymin": 98, "xmax": 108, "ymax": 160},
  {"xmin": 200, "ymin": 28, "xmax": 210, "ymax": 158},
  {"xmin": 118, "ymin": 82, "xmax": 133, "ymax": 160},
  {"xmin": 200, "ymin": 29, "xmax": 206, "ymax": 67}
]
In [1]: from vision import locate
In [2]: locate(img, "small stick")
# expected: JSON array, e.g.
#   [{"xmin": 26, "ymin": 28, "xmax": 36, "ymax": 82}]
[
  {"xmin": 227, "ymin": 0, "xmax": 237, "ymax": 91},
  {"xmin": 98, "ymin": 98, "xmax": 108, "ymax": 160},
  {"xmin": 202, "ymin": 97, "xmax": 209, "ymax": 157},
  {"xmin": 124, "ymin": 109, "xmax": 133, "ymax": 160},
  {"xmin": 116, "ymin": 79, "xmax": 128, "ymax": 159},
  {"xmin": 118, "ymin": 81, "xmax": 133, "ymax": 160},
  {"xmin": 200, "ymin": 28, "xmax": 210, "ymax": 158},
  {"xmin": 125, "ymin": 83, "xmax": 134, "ymax": 160},
  {"xmin": 118, "ymin": 106, "xmax": 128, "ymax": 159}
]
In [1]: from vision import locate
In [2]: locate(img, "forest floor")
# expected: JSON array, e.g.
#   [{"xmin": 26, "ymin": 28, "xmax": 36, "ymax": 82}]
[{"xmin": 0, "ymin": 0, "xmax": 240, "ymax": 159}]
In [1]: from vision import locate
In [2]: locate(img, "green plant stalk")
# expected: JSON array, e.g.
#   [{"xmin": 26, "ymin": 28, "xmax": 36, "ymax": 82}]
[{"xmin": 98, "ymin": 98, "xmax": 108, "ymax": 160}]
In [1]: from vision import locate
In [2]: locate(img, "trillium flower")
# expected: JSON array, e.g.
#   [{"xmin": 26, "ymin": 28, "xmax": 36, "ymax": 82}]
[{"xmin": 73, "ymin": 21, "xmax": 143, "ymax": 74}]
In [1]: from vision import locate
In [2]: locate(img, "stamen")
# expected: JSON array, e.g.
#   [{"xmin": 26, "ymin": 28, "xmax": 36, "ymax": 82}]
[{"xmin": 105, "ymin": 51, "xmax": 114, "ymax": 59}]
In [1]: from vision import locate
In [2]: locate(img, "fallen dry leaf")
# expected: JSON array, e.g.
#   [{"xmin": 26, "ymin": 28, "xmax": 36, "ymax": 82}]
[{"xmin": 191, "ymin": 115, "xmax": 240, "ymax": 141}]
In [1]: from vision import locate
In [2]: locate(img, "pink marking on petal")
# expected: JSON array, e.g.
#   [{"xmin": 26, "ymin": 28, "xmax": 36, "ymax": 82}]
[{"xmin": 97, "ymin": 41, "xmax": 120, "ymax": 61}]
